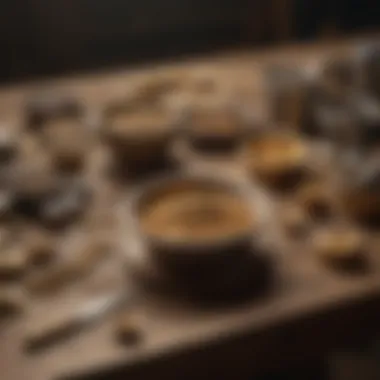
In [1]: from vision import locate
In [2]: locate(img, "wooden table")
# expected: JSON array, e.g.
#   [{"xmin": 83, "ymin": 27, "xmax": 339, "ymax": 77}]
[{"xmin": 0, "ymin": 35, "xmax": 379, "ymax": 380}]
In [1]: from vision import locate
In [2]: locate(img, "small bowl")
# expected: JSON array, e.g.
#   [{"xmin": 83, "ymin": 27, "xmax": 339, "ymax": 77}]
[
  {"xmin": 265, "ymin": 66, "xmax": 309, "ymax": 128},
  {"xmin": 243, "ymin": 132, "xmax": 311, "ymax": 190},
  {"xmin": 182, "ymin": 105, "xmax": 247, "ymax": 153},
  {"xmin": 102, "ymin": 105, "xmax": 178, "ymax": 175},
  {"xmin": 312, "ymin": 226, "xmax": 368, "ymax": 272},
  {"xmin": 132, "ymin": 175, "xmax": 258, "ymax": 282}
]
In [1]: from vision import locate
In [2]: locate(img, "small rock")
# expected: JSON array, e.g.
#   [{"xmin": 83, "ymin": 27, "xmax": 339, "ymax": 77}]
[{"xmin": 185, "ymin": 106, "xmax": 245, "ymax": 153}]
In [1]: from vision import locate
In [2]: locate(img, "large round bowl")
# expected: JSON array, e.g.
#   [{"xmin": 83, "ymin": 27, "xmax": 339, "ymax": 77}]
[{"xmin": 130, "ymin": 174, "xmax": 267, "ymax": 296}]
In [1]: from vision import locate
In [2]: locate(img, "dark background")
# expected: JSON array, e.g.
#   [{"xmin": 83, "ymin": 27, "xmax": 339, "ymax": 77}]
[{"xmin": 0, "ymin": 0, "xmax": 379, "ymax": 84}]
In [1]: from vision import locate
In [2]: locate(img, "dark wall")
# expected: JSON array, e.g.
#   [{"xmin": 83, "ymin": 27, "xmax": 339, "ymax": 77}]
[
  {"xmin": 294, "ymin": 0, "xmax": 380, "ymax": 40},
  {"xmin": 1, "ymin": 0, "xmax": 379, "ymax": 84},
  {"xmin": 0, "ymin": 0, "xmax": 253, "ymax": 83}
]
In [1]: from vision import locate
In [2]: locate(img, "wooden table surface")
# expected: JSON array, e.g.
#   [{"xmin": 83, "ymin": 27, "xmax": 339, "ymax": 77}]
[{"xmin": 0, "ymin": 35, "xmax": 379, "ymax": 380}]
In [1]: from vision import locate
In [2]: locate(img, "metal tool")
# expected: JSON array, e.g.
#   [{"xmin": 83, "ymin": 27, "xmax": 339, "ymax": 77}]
[{"xmin": 24, "ymin": 290, "xmax": 134, "ymax": 353}]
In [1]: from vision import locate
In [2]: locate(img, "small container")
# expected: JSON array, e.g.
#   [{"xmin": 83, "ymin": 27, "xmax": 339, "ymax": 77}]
[
  {"xmin": 102, "ymin": 104, "xmax": 178, "ymax": 177},
  {"xmin": 132, "ymin": 175, "xmax": 262, "ymax": 294},
  {"xmin": 265, "ymin": 66, "xmax": 310, "ymax": 129},
  {"xmin": 313, "ymin": 226, "xmax": 367, "ymax": 272},
  {"xmin": 243, "ymin": 132, "xmax": 311, "ymax": 191},
  {"xmin": 182, "ymin": 105, "xmax": 247, "ymax": 153}
]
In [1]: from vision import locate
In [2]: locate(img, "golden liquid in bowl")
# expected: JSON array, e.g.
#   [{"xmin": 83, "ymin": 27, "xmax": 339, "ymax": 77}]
[
  {"xmin": 313, "ymin": 227, "xmax": 366, "ymax": 269},
  {"xmin": 315, "ymin": 229, "xmax": 363, "ymax": 256},
  {"xmin": 247, "ymin": 135, "xmax": 306, "ymax": 171},
  {"xmin": 139, "ymin": 184, "xmax": 253, "ymax": 243}
]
